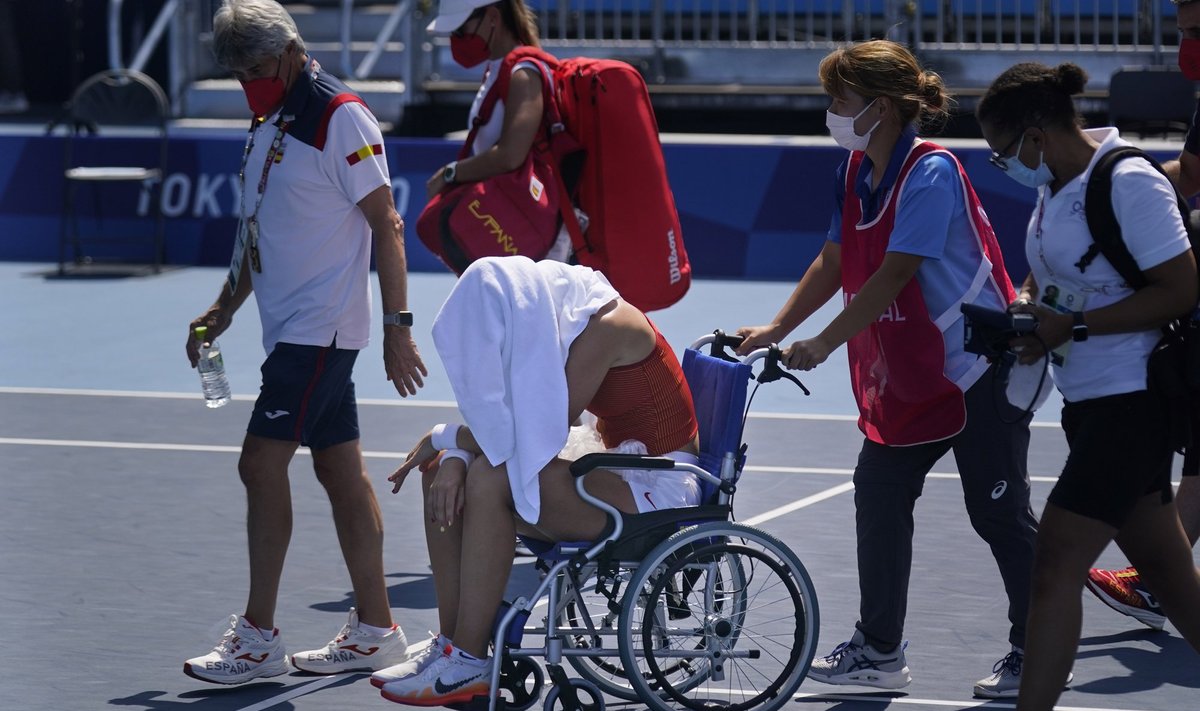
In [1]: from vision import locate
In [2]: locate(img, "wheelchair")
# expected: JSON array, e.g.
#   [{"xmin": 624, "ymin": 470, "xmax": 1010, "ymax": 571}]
[{"xmin": 458, "ymin": 331, "xmax": 820, "ymax": 711}]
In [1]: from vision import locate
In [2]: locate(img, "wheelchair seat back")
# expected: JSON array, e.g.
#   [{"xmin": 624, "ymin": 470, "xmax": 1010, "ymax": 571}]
[{"xmin": 681, "ymin": 347, "xmax": 753, "ymax": 503}]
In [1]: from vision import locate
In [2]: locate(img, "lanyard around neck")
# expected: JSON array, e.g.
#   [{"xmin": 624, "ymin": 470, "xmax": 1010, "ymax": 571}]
[
  {"xmin": 236, "ymin": 115, "xmax": 290, "ymax": 274},
  {"xmin": 239, "ymin": 116, "xmax": 291, "ymax": 219}
]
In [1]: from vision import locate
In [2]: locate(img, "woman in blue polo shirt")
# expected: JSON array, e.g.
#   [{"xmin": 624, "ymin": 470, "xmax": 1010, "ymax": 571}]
[{"xmin": 737, "ymin": 39, "xmax": 1038, "ymax": 698}]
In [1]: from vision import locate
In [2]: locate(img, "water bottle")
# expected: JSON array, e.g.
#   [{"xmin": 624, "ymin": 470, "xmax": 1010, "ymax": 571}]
[{"xmin": 194, "ymin": 326, "xmax": 231, "ymax": 408}]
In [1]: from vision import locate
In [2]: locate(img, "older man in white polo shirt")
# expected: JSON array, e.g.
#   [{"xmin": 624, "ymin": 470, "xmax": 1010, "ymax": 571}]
[{"xmin": 182, "ymin": 0, "xmax": 426, "ymax": 684}]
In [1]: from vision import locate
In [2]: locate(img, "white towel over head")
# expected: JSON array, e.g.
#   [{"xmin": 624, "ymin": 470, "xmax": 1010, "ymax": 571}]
[{"xmin": 432, "ymin": 256, "xmax": 620, "ymax": 522}]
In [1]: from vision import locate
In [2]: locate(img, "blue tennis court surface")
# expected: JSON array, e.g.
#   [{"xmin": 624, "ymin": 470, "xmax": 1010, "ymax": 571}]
[{"xmin": 2, "ymin": 263, "xmax": 1196, "ymax": 710}]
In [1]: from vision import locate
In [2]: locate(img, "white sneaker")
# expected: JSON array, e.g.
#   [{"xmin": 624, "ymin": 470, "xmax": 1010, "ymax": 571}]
[
  {"xmin": 291, "ymin": 608, "xmax": 409, "ymax": 674},
  {"xmin": 379, "ymin": 646, "xmax": 491, "ymax": 706},
  {"xmin": 183, "ymin": 615, "xmax": 289, "ymax": 684},
  {"xmin": 974, "ymin": 649, "xmax": 1023, "ymax": 698},
  {"xmin": 807, "ymin": 629, "xmax": 911, "ymax": 689},
  {"xmin": 973, "ymin": 648, "xmax": 1075, "ymax": 699},
  {"xmin": 370, "ymin": 632, "xmax": 450, "ymax": 688}
]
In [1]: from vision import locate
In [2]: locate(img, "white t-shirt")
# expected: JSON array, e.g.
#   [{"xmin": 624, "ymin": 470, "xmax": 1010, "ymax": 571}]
[
  {"xmin": 242, "ymin": 100, "xmax": 390, "ymax": 354},
  {"xmin": 467, "ymin": 58, "xmax": 545, "ymax": 156},
  {"xmin": 1024, "ymin": 127, "xmax": 1190, "ymax": 401}
]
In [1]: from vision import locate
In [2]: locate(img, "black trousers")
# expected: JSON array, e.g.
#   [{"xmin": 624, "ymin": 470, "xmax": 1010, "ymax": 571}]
[{"xmin": 852, "ymin": 364, "xmax": 1038, "ymax": 651}]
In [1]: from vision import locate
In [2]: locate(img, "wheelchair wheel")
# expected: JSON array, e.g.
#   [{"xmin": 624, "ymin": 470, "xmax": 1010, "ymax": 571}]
[
  {"xmin": 555, "ymin": 563, "xmax": 640, "ymax": 700},
  {"xmin": 499, "ymin": 655, "xmax": 544, "ymax": 711},
  {"xmin": 542, "ymin": 677, "xmax": 605, "ymax": 711},
  {"xmin": 556, "ymin": 561, "xmax": 720, "ymax": 701},
  {"xmin": 617, "ymin": 522, "xmax": 819, "ymax": 711}
]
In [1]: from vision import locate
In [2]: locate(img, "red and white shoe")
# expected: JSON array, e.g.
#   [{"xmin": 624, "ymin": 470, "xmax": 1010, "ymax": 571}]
[
  {"xmin": 183, "ymin": 615, "xmax": 289, "ymax": 684},
  {"xmin": 1085, "ymin": 567, "xmax": 1166, "ymax": 631},
  {"xmin": 291, "ymin": 608, "xmax": 409, "ymax": 674}
]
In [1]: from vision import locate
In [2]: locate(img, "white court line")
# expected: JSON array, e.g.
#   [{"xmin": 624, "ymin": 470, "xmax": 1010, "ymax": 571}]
[
  {"xmin": 0, "ymin": 437, "xmax": 1064, "ymax": 483},
  {"xmin": 745, "ymin": 465, "xmax": 1063, "ymax": 484},
  {"xmin": 741, "ymin": 481, "xmax": 856, "ymax": 527},
  {"xmin": 0, "ymin": 385, "xmax": 1062, "ymax": 425},
  {"xmin": 0, "ymin": 385, "xmax": 459, "ymax": 408},
  {"xmin": 0, "ymin": 437, "xmax": 408, "ymax": 460},
  {"xmin": 232, "ymin": 674, "xmax": 346, "ymax": 711}
]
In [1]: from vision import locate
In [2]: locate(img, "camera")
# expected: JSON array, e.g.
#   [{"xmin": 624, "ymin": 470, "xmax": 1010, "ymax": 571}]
[{"xmin": 961, "ymin": 303, "xmax": 1038, "ymax": 359}]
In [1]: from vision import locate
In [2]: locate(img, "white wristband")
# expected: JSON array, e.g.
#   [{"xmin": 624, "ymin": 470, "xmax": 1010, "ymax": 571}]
[
  {"xmin": 430, "ymin": 423, "xmax": 461, "ymax": 451},
  {"xmin": 440, "ymin": 448, "xmax": 476, "ymax": 468}
]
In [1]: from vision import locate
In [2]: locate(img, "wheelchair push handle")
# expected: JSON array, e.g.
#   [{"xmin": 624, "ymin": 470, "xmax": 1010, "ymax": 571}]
[
  {"xmin": 691, "ymin": 329, "xmax": 746, "ymax": 362},
  {"xmin": 754, "ymin": 344, "xmax": 811, "ymax": 395},
  {"xmin": 691, "ymin": 330, "xmax": 811, "ymax": 396}
]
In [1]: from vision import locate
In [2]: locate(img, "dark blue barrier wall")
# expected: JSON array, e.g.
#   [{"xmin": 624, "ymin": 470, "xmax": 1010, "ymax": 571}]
[{"xmin": 0, "ymin": 132, "xmax": 1174, "ymax": 282}]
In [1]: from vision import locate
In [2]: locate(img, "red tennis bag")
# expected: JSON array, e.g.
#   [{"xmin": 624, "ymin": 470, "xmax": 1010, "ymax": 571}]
[
  {"xmin": 497, "ymin": 48, "xmax": 692, "ymax": 312},
  {"xmin": 415, "ymin": 65, "xmax": 568, "ymax": 274},
  {"xmin": 557, "ymin": 57, "xmax": 690, "ymax": 311},
  {"xmin": 415, "ymin": 148, "xmax": 561, "ymax": 274}
]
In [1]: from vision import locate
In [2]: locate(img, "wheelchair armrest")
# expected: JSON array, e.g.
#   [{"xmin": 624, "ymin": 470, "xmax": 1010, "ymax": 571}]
[{"xmin": 569, "ymin": 453, "xmax": 676, "ymax": 478}]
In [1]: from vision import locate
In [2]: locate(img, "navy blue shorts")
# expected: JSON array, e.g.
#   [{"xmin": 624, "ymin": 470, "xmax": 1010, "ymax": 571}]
[
  {"xmin": 247, "ymin": 341, "xmax": 360, "ymax": 450},
  {"xmin": 1048, "ymin": 390, "xmax": 1174, "ymax": 529}
]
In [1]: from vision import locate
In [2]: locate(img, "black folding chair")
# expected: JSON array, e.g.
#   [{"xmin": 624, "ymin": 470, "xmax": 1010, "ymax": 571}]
[
  {"xmin": 59, "ymin": 69, "xmax": 169, "ymax": 276},
  {"xmin": 1108, "ymin": 65, "xmax": 1196, "ymax": 139}
]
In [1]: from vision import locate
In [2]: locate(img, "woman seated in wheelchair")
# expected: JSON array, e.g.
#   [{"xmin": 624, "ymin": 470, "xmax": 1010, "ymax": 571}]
[{"xmin": 375, "ymin": 255, "xmax": 701, "ymax": 707}]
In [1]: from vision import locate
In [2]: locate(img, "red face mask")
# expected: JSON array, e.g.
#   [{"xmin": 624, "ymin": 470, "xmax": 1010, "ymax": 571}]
[
  {"xmin": 1180, "ymin": 38, "xmax": 1200, "ymax": 81},
  {"xmin": 240, "ymin": 76, "xmax": 286, "ymax": 116},
  {"xmin": 450, "ymin": 17, "xmax": 494, "ymax": 68},
  {"xmin": 239, "ymin": 50, "xmax": 293, "ymax": 116}
]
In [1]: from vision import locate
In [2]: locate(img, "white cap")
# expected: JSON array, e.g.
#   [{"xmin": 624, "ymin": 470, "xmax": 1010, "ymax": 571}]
[{"xmin": 426, "ymin": 0, "xmax": 497, "ymax": 34}]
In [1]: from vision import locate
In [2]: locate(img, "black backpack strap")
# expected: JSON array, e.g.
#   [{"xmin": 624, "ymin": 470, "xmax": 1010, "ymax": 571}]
[
  {"xmin": 1080, "ymin": 146, "xmax": 1151, "ymax": 287},
  {"xmin": 1079, "ymin": 146, "xmax": 1193, "ymax": 290}
]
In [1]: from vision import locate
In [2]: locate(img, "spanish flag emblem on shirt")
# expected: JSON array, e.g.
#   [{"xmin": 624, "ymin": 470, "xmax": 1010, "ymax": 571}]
[{"xmin": 346, "ymin": 144, "xmax": 382, "ymax": 165}]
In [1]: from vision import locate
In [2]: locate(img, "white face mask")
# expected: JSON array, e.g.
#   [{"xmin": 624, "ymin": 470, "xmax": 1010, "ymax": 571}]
[{"xmin": 826, "ymin": 99, "xmax": 881, "ymax": 152}]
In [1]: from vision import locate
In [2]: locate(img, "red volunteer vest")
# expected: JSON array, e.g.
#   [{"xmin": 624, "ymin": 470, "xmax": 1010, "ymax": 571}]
[{"xmin": 841, "ymin": 140, "xmax": 1015, "ymax": 446}]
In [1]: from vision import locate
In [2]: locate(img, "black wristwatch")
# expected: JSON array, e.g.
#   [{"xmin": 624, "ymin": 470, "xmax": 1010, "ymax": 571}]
[
  {"xmin": 383, "ymin": 311, "xmax": 414, "ymax": 328},
  {"xmin": 442, "ymin": 161, "xmax": 458, "ymax": 184},
  {"xmin": 1071, "ymin": 311, "xmax": 1088, "ymax": 342}
]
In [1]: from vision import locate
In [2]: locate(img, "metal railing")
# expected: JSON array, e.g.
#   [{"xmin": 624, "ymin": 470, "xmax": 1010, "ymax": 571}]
[
  {"xmin": 517, "ymin": 0, "xmax": 1174, "ymax": 50},
  {"xmin": 107, "ymin": 0, "xmax": 1181, "ymax": 117},
  {"xmin": 108, "ymin": 0, "xmax": 189, "ymax": 113},
  {"xmin": 339, "ymin": 0, "xmax": 417, "ymax": 79}
]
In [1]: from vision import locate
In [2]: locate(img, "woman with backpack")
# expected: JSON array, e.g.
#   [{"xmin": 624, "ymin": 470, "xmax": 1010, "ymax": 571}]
[
  {"xmin": 976, "ymin": 62, "xmax": 1200, "ymax": 709},
  {"xmin": 736, "ymin": 39, "xmax": 1040, "ymax": 698},
  {"xmin": 421, "ymin": 0, "xmax": 573, "ymax": 261}
]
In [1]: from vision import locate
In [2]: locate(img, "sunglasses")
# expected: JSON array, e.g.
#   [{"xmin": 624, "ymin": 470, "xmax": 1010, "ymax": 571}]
[{"xmin": 988, "ymin": 130, "xmax": 1028, "ymax": 171}]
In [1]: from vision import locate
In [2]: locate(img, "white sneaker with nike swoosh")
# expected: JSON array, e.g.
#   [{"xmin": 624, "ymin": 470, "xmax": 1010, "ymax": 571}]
[
  {"xmin": 291, "ymin": 608, "xmax": 409, "ymax": 674},
  {"xmin": 379, "ymin": 645, "xmax": 491, "ymax": 706},
  {"xmin": 183, "ymin": 615, "xmax": 289, "ymax": 684},
  {"xmin": 370, "ymin": 632, "xmax": 450, "ymax": 688}
]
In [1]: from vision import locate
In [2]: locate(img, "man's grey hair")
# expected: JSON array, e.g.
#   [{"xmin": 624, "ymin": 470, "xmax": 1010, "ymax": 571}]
[{"xmin": 212, "ymin": 0, "xmax": 306, "ymax": 71}]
